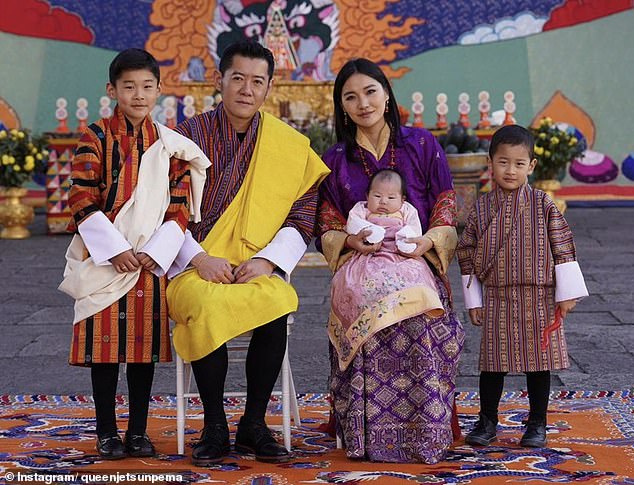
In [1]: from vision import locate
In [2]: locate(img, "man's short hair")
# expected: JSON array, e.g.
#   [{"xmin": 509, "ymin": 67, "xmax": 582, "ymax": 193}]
[
  {"xmin": 109, "ymin": 48, "xmax": 160, "ymax": 85},
  {"xmin": 219, "ymin": 40, "xmax": 275, "ymax": 80}
]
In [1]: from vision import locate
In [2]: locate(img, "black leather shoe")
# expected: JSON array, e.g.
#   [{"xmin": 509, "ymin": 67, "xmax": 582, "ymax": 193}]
[
  {"xmin": 191, "ymin": 423, "xmax": 230, "ymax": 466},
  {"xmin": 520, "ymin": 421, "xmax": 547, "ymax": 448},
  {"xmin": 234, "ymin": 417, "xmax": 290, "ymax": 463},
  {"xmin": 96, "ymin": 433, "xmax": 126, "ymax": 460},
  {"xmin": 465, "ymin": 413, "xmax": 498, "ymax": 446},
  {"xmin": 124, "ymin": 432, "xmax": 156, "ymax": 457}
]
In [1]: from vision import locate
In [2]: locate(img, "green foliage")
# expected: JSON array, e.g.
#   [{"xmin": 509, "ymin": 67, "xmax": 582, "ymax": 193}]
[
  {"xmin": 0, "ymin": 128, "xmax": 49, "ymax": 187},
  {"xmin": 304, "ymin": 121, "xmax": 334, "ymax": 157},
  {"xmin": 530, "ymin": 117, "xmax": 586, "ymax": 180}
]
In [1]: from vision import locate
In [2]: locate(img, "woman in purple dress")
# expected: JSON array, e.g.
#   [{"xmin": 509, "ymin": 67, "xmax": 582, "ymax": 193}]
[{"xmin": 317, "ymin": 58, "xmax": 464, "ymax": 463}]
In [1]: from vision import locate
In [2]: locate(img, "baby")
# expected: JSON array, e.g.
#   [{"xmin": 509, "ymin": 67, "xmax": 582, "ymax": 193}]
[
  {"xmin": 329, "ymin": 169, "xmax": 444, "ymax": 370},
  {"xmin": 346, "ymin": 169, "xmax": 421, "ymax": 253}
]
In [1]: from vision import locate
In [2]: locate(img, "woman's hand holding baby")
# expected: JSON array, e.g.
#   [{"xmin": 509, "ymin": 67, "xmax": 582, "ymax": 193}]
[
  {"xmin": 345, "ymin": 229, "xmax": 381, "ymax": 254},
  {"xmin": 398, "ymin": 235, "xmax": 433, "ymax": 258}
]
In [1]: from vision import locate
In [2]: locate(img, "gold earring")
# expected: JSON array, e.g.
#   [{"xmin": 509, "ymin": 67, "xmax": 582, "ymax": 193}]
[
  {"xmin": 344, "ymin": 111, "xmax": 348, "ymax": 125},
  {"xmin": 385, "ymin": 101, "xmax": 389, "ymax": 114}
]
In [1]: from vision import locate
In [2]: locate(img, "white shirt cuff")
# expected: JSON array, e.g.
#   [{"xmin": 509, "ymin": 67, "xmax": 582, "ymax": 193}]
[
  {"xmin": 167, "ymin": 229, "xmax": 205, "ymax": 279},
  {"xmin": 139, "ymin": 220, "xmax": 186, "ymax": 277},
  {"xmin": 555, "ymin": 261, "xmax": 589, "ymax": 302},
  {"xmin": 462, "ymin": 274, "xmax": 483, "ymax": 309},
  {"xmin": 253, "ymin": 227, "xmax": 307, "ymax": 276},
  {"xmin": 77, "ymin": 211, "xmax": 131, "ymax": 266}
]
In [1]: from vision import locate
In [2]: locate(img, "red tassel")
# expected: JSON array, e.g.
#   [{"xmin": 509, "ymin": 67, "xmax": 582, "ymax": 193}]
[{"xmin": 541, "ymin": 307, "xmax": 563, "ymax": 349}]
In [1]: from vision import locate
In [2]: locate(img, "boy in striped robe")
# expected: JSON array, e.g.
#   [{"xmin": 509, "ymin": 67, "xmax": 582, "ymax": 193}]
[
  {"xmin": 457, "ymin": 125, "xmax": 588, "ymax": 448},
  {"xmin": 61, "ymin": 49, "xmax": 209, "ymax": 460}
]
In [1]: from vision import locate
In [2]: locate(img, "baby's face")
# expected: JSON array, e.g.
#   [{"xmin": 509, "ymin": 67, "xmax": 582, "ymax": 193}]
[{"xmin": 367, "ymin": 178, "xmax": 404, "ymax": 214}]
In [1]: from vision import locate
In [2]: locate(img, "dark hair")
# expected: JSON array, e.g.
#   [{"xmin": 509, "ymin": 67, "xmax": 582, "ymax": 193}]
[
  {"xmin": 368, "ymin": 168, "xmax": 407, "ymax": 198},
  {"xmin": 219, "ymin": 40, "xmax": 275, "ymax": 80},
  {"xmin": 333, "ymin": 58, "xmax": 402, "ymax": 161},
  {"xmin": 109, "ymin": 48, "xmax": 160, "ymax": 85},
  {"xmin": 489, "ymin": 124, "xmax": 535, "ymax": 160}
]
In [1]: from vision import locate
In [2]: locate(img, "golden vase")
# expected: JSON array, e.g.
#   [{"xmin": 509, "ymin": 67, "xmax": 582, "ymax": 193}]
[
  {"xmin": 0, "ymin": 187, "xmax": 35, "ymax": 239},
  {"xmin": 533, "ymin": 179, "xmax": 567, "ymax": 214}
]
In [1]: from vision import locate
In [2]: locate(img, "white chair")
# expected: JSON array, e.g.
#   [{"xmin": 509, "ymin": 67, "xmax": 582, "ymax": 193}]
[{"xmin": 175, "ymin": 314, "xmax": 302, "ymax": 455}]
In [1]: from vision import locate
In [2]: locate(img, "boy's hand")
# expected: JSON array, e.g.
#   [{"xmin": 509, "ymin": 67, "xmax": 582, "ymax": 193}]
[
  {"xmin": 110, "ymin": 250, "xmax": 140, "ymax": 273},
  {"xmin": 399, "ymin": 235, "xmax": 433, "ymax": 258},
  {"xmin": 468, "ymin": 307, "xmax": 484, "ymax": 326},
  {"xmin": 191, "ymin": 252, "xmax": 235, "ymax": 284},
  {"xmin": 137, "ymin": 252, "xmax": 158, "ymax": 272},
  {"xmin": 557, "ymin": 299, "xmax": 577, "ymax": 318},
  {"xmin": 345, "ymin": 229, "xmax": 381, "ymax": 254},
  {"xmin": 233, "ymin": 258, "xmax": 275, "ymax": 284}
]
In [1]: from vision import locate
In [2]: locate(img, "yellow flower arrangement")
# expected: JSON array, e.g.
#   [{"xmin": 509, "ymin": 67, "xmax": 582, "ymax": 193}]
[
  {"xmin": 530, "ymin": 117, "xmax": 586, "ymax": 180},
  {"xmin": 0, "ymin": 128, "xmax": 49, "ymax": 188}
]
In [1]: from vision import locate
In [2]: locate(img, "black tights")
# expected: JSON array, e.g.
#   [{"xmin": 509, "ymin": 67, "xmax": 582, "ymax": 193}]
[
  {"xmin": 191, "ymin": 315, "xmax": 287, "ymax": 427},
  {"xmin": 479, "ymin": 370, "xmax": 551, "ymax": 424},
  {"xmin": 91, "ymin": 363, "xmax": 155, "ymax": 437}
]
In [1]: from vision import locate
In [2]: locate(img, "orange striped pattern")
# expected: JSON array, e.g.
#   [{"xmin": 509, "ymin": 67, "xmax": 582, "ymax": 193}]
[
  {"xmin": 70, "ymin": 273, "xmax": 171, "ymax": 365},
  {"xmin": 68, "ymin": 107, "xmax": 191, "ymax": 365}
]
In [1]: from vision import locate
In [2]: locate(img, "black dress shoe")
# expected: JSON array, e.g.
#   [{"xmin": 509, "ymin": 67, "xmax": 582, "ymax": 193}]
[
  {"xmin": 191, "ymin": 423, "xmax": 230, "ymax": 466},
  {"xmin": 465, "ymin": 413, "xmax": 498, "ymax": 446},
  {"xmin": 124, "ymin": 432, "xmax": 156, "ymax": 457},
  {"xmin": 96, "ymin": 433, "xmax": 126, "ymax": 460},
  {"xmin": 234, "ymin": 416, "xmax": 290, "ymax": 463},
  {"xmin": 520, "ymin": 421, "xmax": 547, "ymax": 448}
]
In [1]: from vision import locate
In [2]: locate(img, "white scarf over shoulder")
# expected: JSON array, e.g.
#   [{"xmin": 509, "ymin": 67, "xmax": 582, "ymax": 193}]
[{"xmin": 59, "ymin": 123, "xmax": 210, "ymax": 323}]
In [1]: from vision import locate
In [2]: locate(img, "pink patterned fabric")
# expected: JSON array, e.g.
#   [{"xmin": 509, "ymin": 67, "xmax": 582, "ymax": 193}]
[{"xmin": 330, "ymin": 213, "xmax": 443, "ymax": 370}]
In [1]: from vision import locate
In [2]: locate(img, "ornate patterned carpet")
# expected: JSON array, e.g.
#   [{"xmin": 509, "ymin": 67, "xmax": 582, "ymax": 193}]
[{"xmin": 1, "ymin": 391, "xmax": 633, "ymax": 484}]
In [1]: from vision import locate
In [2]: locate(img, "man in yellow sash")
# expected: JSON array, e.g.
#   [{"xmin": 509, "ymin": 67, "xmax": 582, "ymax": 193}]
[{"xmin": 167, "ymin": 40, "xmax": 330, "ymax": 465}]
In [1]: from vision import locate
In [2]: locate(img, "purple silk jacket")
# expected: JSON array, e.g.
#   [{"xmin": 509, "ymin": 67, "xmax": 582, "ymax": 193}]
[{"xmin": 317, "ymin": 126, "xmax": 455, "ymax": 245}]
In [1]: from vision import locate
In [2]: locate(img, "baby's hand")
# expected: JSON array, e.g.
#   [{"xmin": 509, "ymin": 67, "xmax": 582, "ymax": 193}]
[
  {"xmin": 468, "ymin": 307, "xmax": 484, "ymax": 326},
  {"xmin": 557, "ymin": 299, "xmax": 577, "ymax": 318}
]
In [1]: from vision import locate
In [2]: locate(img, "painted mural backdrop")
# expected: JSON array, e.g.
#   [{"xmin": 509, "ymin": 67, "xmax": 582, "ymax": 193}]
[
  {"xmin": 2, "ymin": 0, "xmax": 631, "ymax": 90},
  {"xmin": 1, "ymin": 0, "xmax": 634, "ymax": 196}
]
